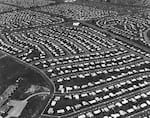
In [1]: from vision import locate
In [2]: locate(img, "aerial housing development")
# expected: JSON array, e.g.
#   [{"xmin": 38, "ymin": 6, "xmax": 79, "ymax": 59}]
[{"xmin": 0, "ymin": 0, "xmax": 150, "ymax": 118}]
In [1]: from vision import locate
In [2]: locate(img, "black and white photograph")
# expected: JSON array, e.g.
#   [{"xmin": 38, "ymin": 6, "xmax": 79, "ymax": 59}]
[{"xmin": 0, "ymin": 0, "xmax": 150, "ymax": 118}]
